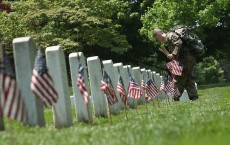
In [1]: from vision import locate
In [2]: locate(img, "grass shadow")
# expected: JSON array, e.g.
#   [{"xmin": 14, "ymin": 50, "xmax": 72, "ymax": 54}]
[{"xmin": 198, "ymin": 82, "xmax": 230, "ymax": 90}]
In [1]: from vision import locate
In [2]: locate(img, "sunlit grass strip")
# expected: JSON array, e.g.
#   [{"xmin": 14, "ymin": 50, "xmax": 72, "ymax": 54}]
[{"xmin": 0, "ymin": 84, "xmax": 230, "ymax": 145}]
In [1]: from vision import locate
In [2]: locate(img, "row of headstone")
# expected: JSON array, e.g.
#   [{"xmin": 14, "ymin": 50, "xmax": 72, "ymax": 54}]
[{"xmin": 7, "ymin": 36, "xmax": 191, "ymax": 129}]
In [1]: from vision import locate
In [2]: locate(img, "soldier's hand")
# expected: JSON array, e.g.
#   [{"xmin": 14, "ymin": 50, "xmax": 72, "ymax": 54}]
[
  {"xmin": 159, "ymin": 47, "xmax": 170, "ymax": 56},
  {"xmin": 167, "ymin": 54, "xmax": 174, "ymax": 60}
]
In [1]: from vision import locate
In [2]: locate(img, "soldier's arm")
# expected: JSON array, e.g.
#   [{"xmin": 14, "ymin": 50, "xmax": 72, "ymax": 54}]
[
  {"xmin": 171, "ymin": 33, "xmax": 182, "ymax": 57},
  {"xmin": 165, "ymin": 33, "xmax": 183, "ymax": 60}
]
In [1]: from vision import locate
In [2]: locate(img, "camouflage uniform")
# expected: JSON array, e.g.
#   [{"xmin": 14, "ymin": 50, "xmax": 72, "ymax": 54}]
[{"xmin": 166, "ymin": 32, "xmax": 198, "ymax": 101}]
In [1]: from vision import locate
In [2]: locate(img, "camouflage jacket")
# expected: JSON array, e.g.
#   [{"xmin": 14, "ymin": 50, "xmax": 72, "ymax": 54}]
[{"xmin": 166, "ymin": 31, "xmax": 182, "ymax": 58}]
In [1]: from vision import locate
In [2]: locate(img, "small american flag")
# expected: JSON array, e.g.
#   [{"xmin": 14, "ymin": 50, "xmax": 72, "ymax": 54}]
[
  {"xmin": 117, "ymin": 75, "xmax": 127, "ymax": 106},
  {"xmin": 166, "ymin": 59, "xmax": 183, "ymax": 76},
  {"xmin": 127, "ymin": 74, "xmax": 142, "ymax": 99},
  {"xmin": 101, "ymin": 70, "xmax": 118, "ymax": 105},
  {"xmin": 141, "ymin": 79, "xmax": 146, "ymax": 89},
  {"xmin": 77, "ymin": 63, "xmax": 88, "ymax": 105},
  {"xmin": 165, "ymin": 76, "xmax": 181, "ymax": 97},
  {"xmin": 173, "ymin": 87, "xmax": 181, "ymax": 97},
  {"xmin": 168, "ymin": 76, "xmax": 181, "ymax": 97},
  {"xmin": 146, "ymin": 77, "xmax": 159, "ymax": 100},
  {"xmin": 160, "ymin": 77, "xmax": 167, "ymax": 93},
  {"xmin": 141, "ymin": 78, "xmax": 147, "ymax": 99},
  {"xmin": 0, "ymin": 51, "xmax": 27, "ymax": 123},
  {"xmin": 30, "ymin": 49, "xmax": 58, "ymax": 107},
  {"xmin": 165, "ymin": 76, "xmax": 174, "ymax": 95}
]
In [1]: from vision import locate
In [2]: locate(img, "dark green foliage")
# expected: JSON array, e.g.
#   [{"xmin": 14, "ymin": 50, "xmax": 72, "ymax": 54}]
[
  {"xmin": 0, "ymin": 0, "xmax": 131, "ymax": 58},
  {"xmin": 195, "ymin": 56, "xmax": 224, "ymax": 84},
  {"xmin": 1, "ymin": 0, "xmax": 230, "ymax": 84}
]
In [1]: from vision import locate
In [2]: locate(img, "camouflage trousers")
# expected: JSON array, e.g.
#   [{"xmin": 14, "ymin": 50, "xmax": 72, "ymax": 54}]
[{"xmin": 174, "ymin": 54, "xmax": 198, "ymax": 101}]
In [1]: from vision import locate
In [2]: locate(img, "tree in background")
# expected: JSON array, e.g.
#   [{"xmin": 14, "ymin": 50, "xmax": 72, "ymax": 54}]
[
  {"xmin": 1, "ymin": 0, "xmax": 230, "ymax": 84},
  {"xmin": 0, "ymin": 0, "xmax": 131, "ymax": 60},
  {"xmin": 195, "ymin": 56, "xmax": 224, "ymax": 84}
]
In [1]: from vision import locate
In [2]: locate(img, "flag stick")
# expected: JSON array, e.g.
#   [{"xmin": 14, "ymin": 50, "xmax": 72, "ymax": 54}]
[
  {"xmin": 108, "ymin": 103, "xmax": 113, "ymax": 125},
  {"xmin": 8, "ymin": 119, "xmax": 14, "ymax": 145},
  {"xmin": 0, "ymin": 99, "xmax": 4, "ymax": 132},
  {"xmin": 117, "ymin": 68, "xmax": 128, "ymax": 121},
  {"xmin": 165, "ymin": 93, "xmax": 169, "ymax": 107},
  {"xmin": 0, "ymin": 117, "xmax": 4, "ymax": 131},
  {"xmin": 124, "ymin": 94, "xmax": 128, "ymax": 121},
  {"xmin": 152, "ymin": 98, "xmax": 155, "ymax": 109},
  {"xmin": 132, "ymin": 98, "xmax": 138, "ymax": 115},
  {"xmin": 167, "ymin": 94, "xmax": 171, "ymax": 106},
  {"xmin": 145, "ymin": 99, "xmax": 149, "ymax": 114},
  {"xmin": 156, "ymin": 94, "xmax": 160, "ymax": 108},
  {"xmin": 124, "ymin": 105, "xmax": 128, "ymax": 121},
  {"xmin": 86, "ymin": 103, "xmax": 92, "ymax": 126},
  {"xmin": 134, "ymin": 99, "xmax": 138, "ymax": 114},
  {"xmin": 123, "ymin": 95, "xmax": 128, "ymax": 121},
  {"xmin": 143, "ymin": 89, "xmax": 149, "ymax": 114}
]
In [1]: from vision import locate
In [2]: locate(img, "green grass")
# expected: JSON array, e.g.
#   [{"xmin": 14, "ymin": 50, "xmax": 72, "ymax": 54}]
[{"xmin": 1, "ymin": 84, "xmax": 230, "ymax": 145}]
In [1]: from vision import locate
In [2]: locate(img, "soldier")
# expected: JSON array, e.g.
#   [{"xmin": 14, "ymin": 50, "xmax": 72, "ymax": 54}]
[{"xmin": 152, "ymin": 28, "xmax": 198, "ymax": 101}]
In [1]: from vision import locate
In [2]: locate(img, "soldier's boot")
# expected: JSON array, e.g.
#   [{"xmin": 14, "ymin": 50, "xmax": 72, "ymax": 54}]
[
  {"xmin": 189, "ymin": 95, "xmax": 198, "ymax": 101},
  {"xmin": 173, "ymin": 97, "xmax": 180, "ymax": 101}
]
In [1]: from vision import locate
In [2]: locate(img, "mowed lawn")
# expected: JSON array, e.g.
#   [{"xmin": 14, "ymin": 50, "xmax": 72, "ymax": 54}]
[{"xmin": 1, "ymin": 84, "xmax": 230, "ymax": 145}]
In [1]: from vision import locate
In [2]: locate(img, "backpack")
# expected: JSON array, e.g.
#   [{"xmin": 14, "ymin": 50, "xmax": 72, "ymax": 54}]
[{"xmin": 170, "ymin": 25, "xmax": 205, "ymax": 57}]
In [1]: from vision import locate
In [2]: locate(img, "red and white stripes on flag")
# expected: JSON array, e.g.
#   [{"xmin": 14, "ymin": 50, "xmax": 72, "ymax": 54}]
[
  {"xmin": 173, "ymin": 87, "xmax": 181, "ymax": 97},
  {"xmin": 0, "ymin": 73, "xmax": 27, "ymax": 123},
  {"xmin": 167, "ymin": 77, "xmax": 181, "ymax": 97},
  {"xmin": 30, "ymin": 49, "xmax": 58, "ymax": 107},
  {"xmin": 117, "ymin": 75, "xmax": 127, "ymax": 106},
  {"xmin": 146, "ymin": 78, "xmax": 159, "ymax": 100},
  {"xmin": 31, "ymin": 70, "xmax": 58, "ymax": 107},
  {"xmin": 101, "ymin": 71, "xmax": 118, "ymax": 105},
  {"xmin": 127, "ymin": 74, "xmax": 142, "ymax": 99},
  {"xmin": 160, "ymin": 79, "xmax": 167, "ymax": 93},
  {"xmin": 76, "ymin": 63, "xmax": 88, "ymax": 105},
  {"xmin": 161, "ymin": 76, "xmax": 181, "ymax": 97},
  {"xmin": 166, "ymin": 59, "xmax": 183, "ymax": 76},
  {"xmin": 165, "ymin": 78, "xmax": 174, "ymax": 95},
  {"xmin": 141, "ymin": 79, "xmax": 146, "ymax": 89},
  {"xmin": 141, "ymin": 79, "xmax": 148, "ymax": 100}
]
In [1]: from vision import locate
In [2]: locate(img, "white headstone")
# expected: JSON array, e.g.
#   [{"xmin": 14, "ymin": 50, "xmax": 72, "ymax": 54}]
[
  {"xmin": 146, "ymin": 70, "xmax": 151, "ymax": 78},
  {"xmin": 102, "ymin": 60, "xmax": 120, "ymax": 114},
  {"xmin": 69, "ymin": 52, "xmax": 93, "ymax": 123},
  {"xmin": 122, "ymin": 65, "xmax": 130, "ymax": 90},
  {"xmin": 141, "ymin": 68, "xmax": 147, "ymax": 101},
  {"xmin": 87, "ymin": 56, "xmax": 108, "ymax": 117},
  {"xmin": 70, "ymin": 96, "xmax": 75, "ymax": 106},
  {"xmin": 113, "ymin": 63, "xmax": 125, "ymax": 109},
  {"xmin": 141, "ymin": 68, "xmax": 147, "ymax": 82},
  {"xmin": 150, "ymin": 71, "xmax": 158, "ymax": 101},
  {"xmin": 155, "ymin": 73, "xmax": 161, "ymax": 101},
  {"xmin": 13, "ymin": 37, "xmax": 45, "ymax": 126},
  {"xmin": 123, "ymin": 65, "xmax": 135, "ymax": 108},
  {"xmin": 46, "ymin": 46, "xmax": 73, "ymax": 128},
  {"xmin": 159, "ymin": 76, "xmax": 167, "ymax": 100},
  {"xmin": 152, "ymin": 71, "xmax": 156, "ymax": 82},
  {"xmin": 132, "ymin": 67, "xmax": 145, "ymax": 104}
]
